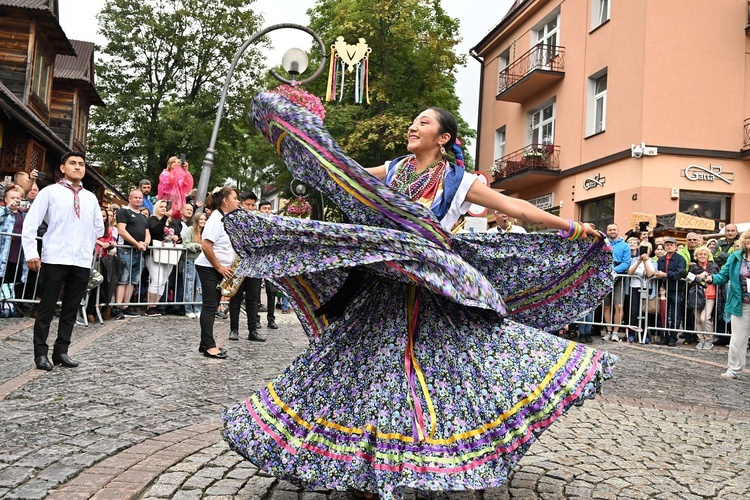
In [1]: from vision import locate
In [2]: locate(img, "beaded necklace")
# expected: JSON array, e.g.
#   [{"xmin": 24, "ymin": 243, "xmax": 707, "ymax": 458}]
[{"xmin": 391, "ymin": 156, "xmax": 446, "ymax": 201}]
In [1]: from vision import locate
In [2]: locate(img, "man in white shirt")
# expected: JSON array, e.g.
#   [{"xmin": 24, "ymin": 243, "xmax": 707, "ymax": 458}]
[
  {"xmin": 22, "ymin": 152, "xmax": 104, "ymax": 371},
  {"xmin": 487, "ymin": 211, "xmax": 527, "ymax": 234}
]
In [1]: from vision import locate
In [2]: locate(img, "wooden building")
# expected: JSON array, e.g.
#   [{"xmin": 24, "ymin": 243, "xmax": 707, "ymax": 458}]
[{"xmin": 0, "ymin": 0, "xmax": 125, "ymax": 204}]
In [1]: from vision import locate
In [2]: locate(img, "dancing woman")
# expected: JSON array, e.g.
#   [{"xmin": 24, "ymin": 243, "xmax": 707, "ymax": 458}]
[{"xmin": 221, "ymin": 92, "xmax": 616, "ymax": 499}]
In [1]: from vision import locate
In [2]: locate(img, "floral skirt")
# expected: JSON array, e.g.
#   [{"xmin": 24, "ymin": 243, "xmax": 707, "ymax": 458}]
[{"xmin": 221, "ymin": 277, "xmax": 615, "ymax": 498}]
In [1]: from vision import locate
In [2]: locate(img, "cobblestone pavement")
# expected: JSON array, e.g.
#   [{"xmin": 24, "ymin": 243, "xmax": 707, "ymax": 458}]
[{"xmin": 0, "ymin": 308, "xmax": 748, "ymax": 499}]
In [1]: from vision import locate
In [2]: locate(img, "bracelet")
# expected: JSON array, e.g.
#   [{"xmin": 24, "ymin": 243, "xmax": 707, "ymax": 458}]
[{"xmin": 558, "ymin": 220, "xmax": 585, "ymax": 240}]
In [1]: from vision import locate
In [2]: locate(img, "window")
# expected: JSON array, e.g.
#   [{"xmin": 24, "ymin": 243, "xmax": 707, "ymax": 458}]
[
  {"xmin": 591, "ymin": 0, "xmax": 610, "ymax": 30},
  {"xmin": 32, "ymin": 50, "xmax": 51, "ymax": 105},
  {"xmin": 533, "ymin": 13, "xmax": 560, "ymax": 68},
  {"xmin": 498, "ymin": 48, "xmax": 511, "ymax": 91},
  {"xmin": 528, "ymin": 101, "xmax": 555, "ymax": 146},
  {"xmin": 580, "ymin": 195, "xmax": 614, "ymax": 231},
  {"xmin": 679, "ymin": 190, "xmax": 731, "ymax": 228},
  {"xmin": 586, "ymin": 70, "xmax": 608, "ymax": 136},
  {"xmin": 75, "ymin": 108, "xmax": 89, "ymax": 146},
  {"xmin": 494, "ymin": 127, "xmax": 506, "ymax": 160}
]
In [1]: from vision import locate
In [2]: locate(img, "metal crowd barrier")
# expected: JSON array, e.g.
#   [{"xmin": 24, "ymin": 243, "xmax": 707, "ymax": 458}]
[
  {"xmin": 575, "ymin": 271, "xmax": 731, "ymax": 345},
  {"xmin": 0, "ymin": 229, "xmax": 736, "ymax": 340},
  {"xmin": 0, "ymin": 232, "xmax": 201, "ymax": 325}
]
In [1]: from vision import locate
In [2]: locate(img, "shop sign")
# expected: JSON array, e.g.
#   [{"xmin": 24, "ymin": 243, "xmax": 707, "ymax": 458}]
[
  {"xmin": 682, "ymin": 164, "xmax": 734, "ymax": 184},
  {"xmin": 583, "ymin": 173, "xmax": 606, "ymax": 190},
  {"xmin": 527, "ymin": 193, "xmax": 554, "ymax": 210},
  {"xmin": 675, "ymin": 212, "xmax": 716, "ymax": 231},
  {"xmin": 630, "ymin": 212, "xmax": 657, "ymax": 229}
]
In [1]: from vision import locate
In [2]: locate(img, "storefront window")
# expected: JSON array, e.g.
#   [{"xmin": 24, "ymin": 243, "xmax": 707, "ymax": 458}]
[
  {"xmin": 679, "ymin": 191, "xmax": 730, "ymax": 226},
  {"xmin": 580, "ymin": 195, "xmax": 614, "ymax": 231}
]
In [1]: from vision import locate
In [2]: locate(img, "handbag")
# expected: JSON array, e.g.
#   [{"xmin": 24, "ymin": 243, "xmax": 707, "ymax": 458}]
[
  {"xmin": 686, "ymin": 285, "xmax": 706, "ymax": 310},
  {"xmin": 640, "ymin": 285, "xmax": 660, "ymax": 315},
  {"xmin": 150, "ymin": 239, "xmax": 184, "ymax": 266}
]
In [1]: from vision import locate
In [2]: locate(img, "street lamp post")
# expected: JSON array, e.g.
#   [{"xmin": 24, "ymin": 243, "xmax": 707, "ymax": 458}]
[{"xmin": 195, "ymin": 23, "xmax": 328, "ymax": 206}]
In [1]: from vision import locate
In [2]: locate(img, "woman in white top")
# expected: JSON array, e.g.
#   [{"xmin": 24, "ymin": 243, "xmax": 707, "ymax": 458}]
[
  {"xmin": 194, "ymin": 187, "xmax": 240, "ymax": 359},
  {"xmin": 627, "ymin": 241, "xmax": 656, "ymax": 342}
]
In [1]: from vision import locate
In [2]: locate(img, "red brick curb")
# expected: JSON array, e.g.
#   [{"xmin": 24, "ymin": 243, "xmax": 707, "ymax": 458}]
[
  {"xmin": 0, "ymin": 319, "xmax": 34, "ymax": 340},
  {"xmin": 49, "ymin": 419, "xmax": 223, "ymax": 499},
  {"xmin": 0, "ymin": 319, "xmax": 124, "ymax": 402}
]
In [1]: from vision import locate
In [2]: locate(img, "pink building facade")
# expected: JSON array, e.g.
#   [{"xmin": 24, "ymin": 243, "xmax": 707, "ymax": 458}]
[{"xmin": 472, "ymin": 0, "xmax": 750, "ymax": 234}]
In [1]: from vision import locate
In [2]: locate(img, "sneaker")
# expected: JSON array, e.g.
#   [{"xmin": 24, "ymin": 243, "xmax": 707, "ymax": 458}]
[
  {"xmin": 258, "ymin": 304, "xmax": 268, "ymax": 312},
  {"xmin": 602, "ymin": 333, "xmax": 611, "ymax": 341},
  {"xmin": 611, "ymin": 333, "xmax": 620, "ymax": 342},
  {"xmin": 703, "ymin": 342, "xmax": 714, "ymax": 350},
  {"xmin": 720, "ymin": 370, "xmax": 738, "ymax": 380},
  {"xmin": 695, "ymin": 340, "xmax": 705, "ymax": 350},
  {"xmin": 216, "ymin": 310, "xmax": 228, "ymax": 319},
  {"xmin": 122, "ymin": 308, "xmax": 139, "ymax": 317},
  {"xmin": 145, "ymin": 307, "xmax": 161, "ymax": 317},
  {"xmin": 113, "ymin": 308, "xmax": 125, "ymax": 320},
  {"xmin": 228, "ymin": 330, "xmax": 239, "ymax": 341},
  {"xmin": 668, "ymin": 339, "xmax": 677, "ymax": 347},
  {"xmin": 627, "ymin": 336, "xmax": 635, "ymax": 344},
  {"xmin": 186, "ymin": 312, "xmax": 196, "ymax": 319}
]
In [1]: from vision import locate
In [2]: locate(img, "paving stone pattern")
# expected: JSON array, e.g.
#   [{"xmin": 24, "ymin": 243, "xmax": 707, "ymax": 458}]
[{"xmin": 0, "ymin": 308, "xmax": 748, "ymax": 499}]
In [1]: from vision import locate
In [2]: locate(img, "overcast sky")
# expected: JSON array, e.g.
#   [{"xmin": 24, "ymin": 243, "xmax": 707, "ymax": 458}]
[{"xmin": 58, "ymin": 0, "xmax": 514, "ymax": 162}]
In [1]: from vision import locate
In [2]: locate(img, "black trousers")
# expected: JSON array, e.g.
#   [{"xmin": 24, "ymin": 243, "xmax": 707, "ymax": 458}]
[
  {"xmin": 196, "ymin": 265, "xmax": 221, "ymax": 350},
  {"xmin": 265, "ymin": 279, "xmax": 276, "ymax": 322},
  {"xmin": 229, "ymin": 277, "xmax": 261, "ymax": 333},
  {"xmin": 33, "ymin": 264, "xmax": 89, "ymax": 357}
]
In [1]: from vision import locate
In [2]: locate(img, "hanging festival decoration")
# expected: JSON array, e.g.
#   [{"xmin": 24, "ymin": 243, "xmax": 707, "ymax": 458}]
[{"xmin": 325, "ymin": 36, "xmax": 371, "ymax": 104}]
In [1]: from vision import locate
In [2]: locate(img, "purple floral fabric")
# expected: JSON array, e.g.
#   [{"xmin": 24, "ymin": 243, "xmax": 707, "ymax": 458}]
[{"xmin": 220, "ymin": 92, "xmax": 617, "ymax": 499}]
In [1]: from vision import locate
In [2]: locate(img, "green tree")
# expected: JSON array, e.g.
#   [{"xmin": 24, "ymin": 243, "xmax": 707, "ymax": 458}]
[
  {"xmin": 89, "ymin": 0, "xmax": 268, "ymax": 194},
  {"xmin": 306, "ymin": 0, "xmax": 474, "ymax": 169}
]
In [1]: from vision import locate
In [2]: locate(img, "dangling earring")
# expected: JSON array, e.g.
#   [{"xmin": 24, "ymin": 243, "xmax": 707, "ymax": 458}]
[{"xmin": 440, "ymin": 145, "xmax": 446, "ymax": 159}]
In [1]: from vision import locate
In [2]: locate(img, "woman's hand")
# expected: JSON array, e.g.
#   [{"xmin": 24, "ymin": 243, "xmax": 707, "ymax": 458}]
[{"xmin": 582, "ymin": 223, "xmax": 600, "ymax": 240}]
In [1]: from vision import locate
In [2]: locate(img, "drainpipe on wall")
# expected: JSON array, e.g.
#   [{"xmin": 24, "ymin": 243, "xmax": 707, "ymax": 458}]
[{"xmin": 470, "ymin": 49, "xmax": 484, "ymax": 172}]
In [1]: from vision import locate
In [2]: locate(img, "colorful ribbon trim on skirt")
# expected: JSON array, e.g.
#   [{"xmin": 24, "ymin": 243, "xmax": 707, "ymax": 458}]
[{"xmin": 405, "ymin": 285, "xmax": 437, "ymax": 441}]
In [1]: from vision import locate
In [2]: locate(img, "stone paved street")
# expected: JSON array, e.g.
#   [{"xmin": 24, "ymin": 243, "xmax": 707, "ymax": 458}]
[{"xmin": 1, "ymin": 308, "xmax": 748, "ymax": 499}]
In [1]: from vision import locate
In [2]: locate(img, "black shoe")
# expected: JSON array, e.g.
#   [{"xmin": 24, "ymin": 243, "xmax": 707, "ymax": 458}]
[
  {"xmin": 258, "ymin": 304, "xmax": 268, "ymax": 312},
  {"xmin": 584, "ymin": 335, "xmax": 593, "ymax": 343},
  {"xmin": 248, "ymin": 331, "xmax": 266, "ymax": 342},
  {"xmin": 112, "ymin": 308, "xmax": 125, "ymax": 320},
  {"xmin": 215, "ymin": 310, "xmax": 228, "ymax": 319},
  {"xmin": 198, "ymin": 346, "xmax": 227, "ymax": 354},
  {"xmin": 228, "ymin": 330, "xmax": 239, "ymax": 341},
  {"xmin": 267, "ymin": 321, "xmax": 278, "ymax": 329},
  {"xmin": 256, "ymin": 321, "xmax": 262, "ymax": 330},
  {"xmin": 668, "ymin": 340, "xmax": 677, "ymax": 347},
  {"xmin": 122, "ymin": 308, "xmax": 139, "ymax": 317},
  {"xmin": 658, "ymin": 338, "xmax": 669, "ymax": 346},
  {"xmin": 202, "ymin": 349, "xmax": 228, "ymax": 359},
  {"xmin": 51, "ymin": 353, "xmax": 79, "ymax": 368},
  {"xmin": 275, "ymin": 303, "xmax": 282, "ymax": 310},
  {"xmin": 35, "ymin": 356, "xmax": 53, "ymax": 371},
  {"xmin": 145, "ymin": 307, "xmax": 161, "ymax": 317}
]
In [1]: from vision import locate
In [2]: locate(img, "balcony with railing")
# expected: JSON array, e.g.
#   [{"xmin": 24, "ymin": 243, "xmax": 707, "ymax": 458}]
[
  {"xmin": 497, "ymin": 44, "xmax": 565, "ymax": 102},
  {"xmin": 744, "ymin": 118, "xmax": 750, "ymax": 150},
  {"xmin": 491, "ymin": 143, "xmax": 561, "ymax": 190}
]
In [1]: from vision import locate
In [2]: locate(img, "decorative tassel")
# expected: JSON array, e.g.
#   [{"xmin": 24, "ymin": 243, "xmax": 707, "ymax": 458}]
[{"xmin": 325, "ymin": 47, "xmax": 337, "ymax": 102}]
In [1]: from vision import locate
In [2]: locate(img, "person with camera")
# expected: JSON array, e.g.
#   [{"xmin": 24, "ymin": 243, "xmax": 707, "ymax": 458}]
[
  {"xmin": 158, "ymin": 155, "xmax": 193, "ymax": 212},
  {"xmin": 688, "ymin": 246, "xmax": 720, "ymax": 350},
  {"xmin": 0, "ymin": 185, "xmax": 28, "ymax": 317},
  {"xmin": 145, "ymin": 200, "xmax": 180, "ymax": 317},
  {"xmin": 627, "ymin": 241, "xmax": 656, "ymax": 343},
  {"xmin": 22, "ymin": 152, "xmax": 104, "ymax": 371}
]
